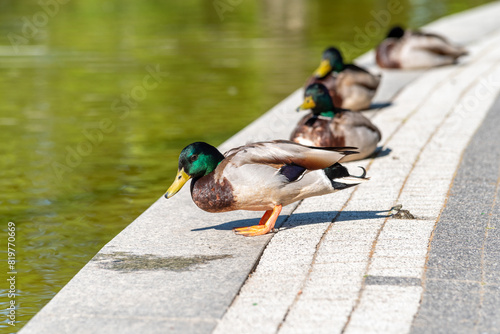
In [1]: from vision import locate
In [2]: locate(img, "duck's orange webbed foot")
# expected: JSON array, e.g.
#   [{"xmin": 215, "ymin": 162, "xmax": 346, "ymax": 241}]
[{"xmin": 233, "ymin": 205, "xmax": 282, "ymax": 237}]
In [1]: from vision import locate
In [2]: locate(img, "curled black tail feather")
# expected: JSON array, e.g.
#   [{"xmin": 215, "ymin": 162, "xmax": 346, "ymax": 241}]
[{"xmin": 354, "ymin": 166, "xmax": 368, "ymax": 179}]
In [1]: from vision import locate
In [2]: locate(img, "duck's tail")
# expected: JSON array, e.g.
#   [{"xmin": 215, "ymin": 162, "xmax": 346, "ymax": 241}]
[{"xmin": 324, "ymin": 163, "xmax": 369, "ymax": 190}]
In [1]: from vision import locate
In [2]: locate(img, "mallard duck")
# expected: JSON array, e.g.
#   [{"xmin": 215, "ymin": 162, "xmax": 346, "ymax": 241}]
[
  {"xmin": 165, "ymin": 140, "xmax": 367, "ymax": 236},
  {"xmin": 291, "ymin": 83, "xmax": 381, "ymax": 162},
  {"xmin": 376, "ymin": 26, "xmax": 468, "ymax": 69},
  {"xmin": 306, "ymin": 47, "xmax": 381, "ymax": 111}
]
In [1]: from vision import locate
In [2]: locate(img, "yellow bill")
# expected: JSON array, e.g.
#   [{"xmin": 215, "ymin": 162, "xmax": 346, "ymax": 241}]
[
  {"xmin": 165, "ymin": 168, "xmax": 191, "ymax": 199},
  {"xmin": 313, "ymin": 59, "xmax": 332, "ymax": 78},
  {"xmin": 296, "ymin": 96, "xmax": 316, "ymax": 111}
]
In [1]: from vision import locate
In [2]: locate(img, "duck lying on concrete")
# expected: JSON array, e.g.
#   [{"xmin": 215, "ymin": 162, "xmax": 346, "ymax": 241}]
[
  {"xmin": 376, "ymin": 25, "xmax": 468, "ymax": 69},
  {"xmin": 306, "ymin": 47, "xmax": 381, "ymax": 111},
  {"xmin": 291, "ymin": 83, "xmax": 381, "ymax": 162},
  {"xmin": 165, "ymin": 140, "xmax": 367, "ymax": 236}
]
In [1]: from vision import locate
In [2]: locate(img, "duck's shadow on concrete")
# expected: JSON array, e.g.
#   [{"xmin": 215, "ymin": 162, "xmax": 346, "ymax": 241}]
[
  {"xmin": 346, "ymin": 147, "xmax": 391, "ymax": 164},
  {"xmin": 369, "ymin": 102, "xmax": 392, "ymax": 110},
  {"xmin": 373, "ymin": 147, "xmax": 392, "ymax": 159},
  {"xmin": 192, "ymin": 210, "xmax": 389, "ymax": 232}
]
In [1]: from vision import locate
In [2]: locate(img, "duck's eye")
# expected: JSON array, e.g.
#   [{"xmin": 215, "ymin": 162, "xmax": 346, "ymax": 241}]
[{"xmin": 190, "ymin": 154, "xmax": 198, "ymax": 162}]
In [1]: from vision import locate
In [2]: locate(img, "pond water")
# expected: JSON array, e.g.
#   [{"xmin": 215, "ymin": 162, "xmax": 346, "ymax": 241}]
[{"xmin": 0, "ymin": 0, "xmax": 492, "ymax": 331}]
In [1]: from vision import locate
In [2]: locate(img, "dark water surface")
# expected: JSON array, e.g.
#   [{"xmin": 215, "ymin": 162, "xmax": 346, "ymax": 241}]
[{"xmin": 0, "ymin": 0, "xmax": 492, "ymax": 331}]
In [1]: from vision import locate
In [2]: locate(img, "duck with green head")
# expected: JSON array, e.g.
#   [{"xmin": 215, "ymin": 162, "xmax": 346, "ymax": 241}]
[
  {"xmin": 291, "ymin": 83, "xmax": 381, "ymax": 162},
  {"xmin": 376, "ymin": 25, "xmax": 468, "ymax": 69},
  {"xmin": 306, "ymin": 47, "xmax": 381, "ymax": 111},
  {"xmin": 165, "ymin": 140, "xmax": 368, "ymax": 236}
]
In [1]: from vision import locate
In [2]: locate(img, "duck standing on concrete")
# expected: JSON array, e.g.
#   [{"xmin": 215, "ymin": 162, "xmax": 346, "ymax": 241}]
[
  {"xmin": 376, "ymin": 25, "xmax": 468, "ymax": 69},
  {"xmin": 306, "ymin": 47, "xmax": 381, "ymax": 111},
  {"xmin": 291, "ymin": 83, "xmax": 381, "ymax": 162},
  {"xmin": 165, "ymin": 140, "xmax": 367, "ymax": 236}
]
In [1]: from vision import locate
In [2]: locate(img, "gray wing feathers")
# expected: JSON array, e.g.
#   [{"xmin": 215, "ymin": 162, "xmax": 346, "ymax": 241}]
[
  {"xmin": 224, "ymin": 140, "xmax": 356, "ymax": 170},
  {"xmin": 407, "ymin": 33, "xmax": 467, "ymax": 57}
]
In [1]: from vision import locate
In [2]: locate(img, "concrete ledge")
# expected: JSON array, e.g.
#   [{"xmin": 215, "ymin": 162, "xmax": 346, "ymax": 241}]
[{"xmin": 20, "ymin": 2, "xmax": 500, "ymax": 333}]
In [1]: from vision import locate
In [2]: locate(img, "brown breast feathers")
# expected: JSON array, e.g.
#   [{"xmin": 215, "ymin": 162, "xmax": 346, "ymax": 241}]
[{"xmin": 190, "ymin": 174, "xmax": 236, "ymax": 213}]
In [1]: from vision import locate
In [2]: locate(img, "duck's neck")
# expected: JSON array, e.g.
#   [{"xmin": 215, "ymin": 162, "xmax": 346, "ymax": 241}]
[
  {"xmin": 310, "ymin": 94, "xmax": 339, "ymax": 117},
  {"xmin": 189, "ymin": 151, "xmax": 225, "ymax": 184},
  {"xmin": 318, "ymin": 110, "xmax": 336, "ymax": 118},
  {"xmin": 190, "ymin": 158, "xmax": 224, "ymax": 191},
  {"xmin": 332, "ymin": 62, "xmax": 344, "ymax": 73}
]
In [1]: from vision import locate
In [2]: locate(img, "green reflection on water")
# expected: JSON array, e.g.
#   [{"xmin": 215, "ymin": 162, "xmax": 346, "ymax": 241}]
[{"xmin": 0, "ymin": 0, "xmax": 492, "ymax": 331}]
